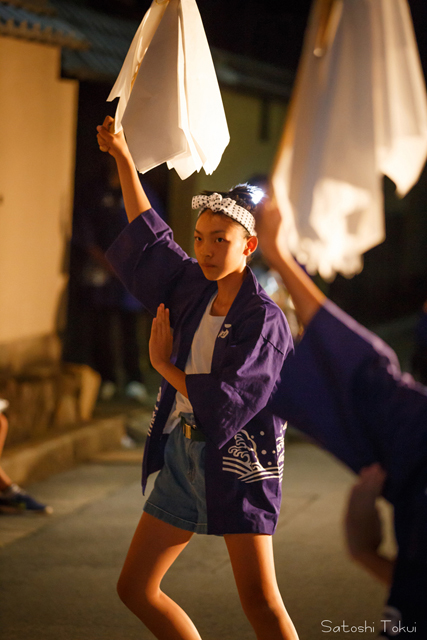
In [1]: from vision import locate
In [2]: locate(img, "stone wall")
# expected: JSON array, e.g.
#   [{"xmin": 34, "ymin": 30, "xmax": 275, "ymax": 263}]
[{"xmin": 0, "ymin": 333, "xmax": 100, "ymax": 448}]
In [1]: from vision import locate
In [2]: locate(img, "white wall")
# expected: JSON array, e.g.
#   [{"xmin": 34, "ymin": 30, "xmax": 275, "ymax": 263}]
[{"xmin": 0, "ymin": 37, "xmax": 78, "ymax": 343}]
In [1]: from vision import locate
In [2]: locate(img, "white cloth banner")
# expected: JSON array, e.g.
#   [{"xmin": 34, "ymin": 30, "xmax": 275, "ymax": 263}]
[
  {"xmin": 272, "ymin": 0, "xmax": 427, "ymax": 279},
  {"xmin": 107, "ymin": 0, "xmax": 229, "ymax": 181}
]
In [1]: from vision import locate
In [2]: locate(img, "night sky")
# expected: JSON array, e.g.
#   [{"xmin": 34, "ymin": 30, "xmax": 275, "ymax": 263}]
[{"xmin": 81, "ymin": 0, "xmax": 427, "ymax": 76}]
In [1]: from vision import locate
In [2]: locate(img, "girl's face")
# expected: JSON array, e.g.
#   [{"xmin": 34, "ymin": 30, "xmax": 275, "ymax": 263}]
[{"xmin": 194, "ymin": 210, "xmax": 257, "ymax": 281}]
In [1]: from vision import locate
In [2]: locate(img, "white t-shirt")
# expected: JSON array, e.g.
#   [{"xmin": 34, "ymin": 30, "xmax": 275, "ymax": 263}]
[{"xmin": 164, "ymin": 295, "xmax": 225, "ymax": 432}]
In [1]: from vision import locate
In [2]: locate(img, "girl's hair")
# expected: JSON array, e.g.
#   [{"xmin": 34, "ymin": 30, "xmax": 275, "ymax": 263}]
[{"xmin": 200, "ymin": 183, "xmax": 263, "ymax": 237}]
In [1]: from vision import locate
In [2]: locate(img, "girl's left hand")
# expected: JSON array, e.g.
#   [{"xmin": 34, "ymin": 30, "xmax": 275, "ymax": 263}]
[
  {"xmin": 96, "ymin": 116, "xmax": 128, "ymax": 158},
  {"xmin": 149, "ymin": 304, "xmax": 173, "ymax": 372}
]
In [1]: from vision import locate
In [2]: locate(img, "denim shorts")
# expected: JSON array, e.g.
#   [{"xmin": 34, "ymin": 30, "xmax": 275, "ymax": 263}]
[{"xmin": 143, "ymin": 422, "xmax": 208, "ymax": 534}]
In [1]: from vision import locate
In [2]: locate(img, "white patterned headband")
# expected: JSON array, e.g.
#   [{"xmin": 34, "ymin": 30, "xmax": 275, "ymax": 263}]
[{"xmin": 192, "ymin": 193, "xmax": 257, "ymax": 236}]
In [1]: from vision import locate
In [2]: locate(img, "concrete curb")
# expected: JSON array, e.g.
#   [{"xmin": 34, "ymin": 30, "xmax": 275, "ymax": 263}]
[{"xmin": 1, "ymin": 416, "xmax": 125, "ymax": 487}]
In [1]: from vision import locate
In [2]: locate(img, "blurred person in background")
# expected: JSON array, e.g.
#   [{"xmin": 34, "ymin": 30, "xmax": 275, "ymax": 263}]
[
  {"xmin": 63, "ymin": 158, "xmax": 165, "ymax": 403},
  {"xmin": 0, "ymin": 400, "xmax": 52, "ymax": 515}
]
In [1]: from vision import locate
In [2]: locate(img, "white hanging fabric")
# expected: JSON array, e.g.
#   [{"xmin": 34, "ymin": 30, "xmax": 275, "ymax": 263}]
[
  {"xmin": 272, "ymin": 0, "xmax": 427, "ymax": 280},
  {"xmin": 107, "ymin": 0, "xmax": 229, "ymax": 181}
]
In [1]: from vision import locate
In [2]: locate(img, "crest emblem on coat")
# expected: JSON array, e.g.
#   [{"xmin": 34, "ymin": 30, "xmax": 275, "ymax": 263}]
[
  {"xmin": 222, "ymin": 429, "xmax": 285, "ymax": 483},
  {"xmin": 218, "ymin": 324, "xmax": 231, "ymax": 339}
]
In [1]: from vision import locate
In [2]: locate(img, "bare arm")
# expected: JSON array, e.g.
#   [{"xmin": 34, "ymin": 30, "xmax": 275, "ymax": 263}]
[
  {"xmin": 96, "ymin": 116, "xmax": 151, "ymax": 223},
  {"xmin": 347, "ymin": 546, "xmax": 395, "ymax": 587},
  {"xmin": 344, "ymin": 464, "xmax": 395, "ymax": 586},
  {"xmin": 256, "ymin": 201, "xmax": 325, "ymax": 326}
]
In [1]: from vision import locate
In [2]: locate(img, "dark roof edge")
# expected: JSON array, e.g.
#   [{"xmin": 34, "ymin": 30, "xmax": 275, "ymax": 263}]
[
  {"xmin": 0, "ymin": 18, "xmax": 88, "ymax": 49},
  {"xmin": 1, "ymin": 0, "xmax": 56, "ymax": 16}
]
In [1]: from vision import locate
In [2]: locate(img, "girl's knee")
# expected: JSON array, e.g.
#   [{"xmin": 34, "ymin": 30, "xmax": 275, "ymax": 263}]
[
  {"xmin": 116, "ymin": 572, "xmax": 132, "ymax": 606},
  {"xmin": 116, "ymin": 571, "xmax": 157, "ymax": 613},
  {"xmin": 239, "ymin": 586, "xmax": 283, "ymax": 622},
  {"xmin": 117, "ymin": 571, "xmax": 142, "ymax": 607}
]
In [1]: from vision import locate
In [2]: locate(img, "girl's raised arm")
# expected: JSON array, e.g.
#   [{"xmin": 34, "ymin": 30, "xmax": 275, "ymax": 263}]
[
  {"xmin": 96, "ymin": 116, "xmax": 151, "ymax": 223},
  {"xmin": 256, "ymin": 200, "xmax": 326, "ymax": 326}
]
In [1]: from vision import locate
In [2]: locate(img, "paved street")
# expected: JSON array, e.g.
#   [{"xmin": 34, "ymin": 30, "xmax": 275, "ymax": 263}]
[{"xmin": 0, "ymin": 439, "xmax": 394, "ymax": 640}]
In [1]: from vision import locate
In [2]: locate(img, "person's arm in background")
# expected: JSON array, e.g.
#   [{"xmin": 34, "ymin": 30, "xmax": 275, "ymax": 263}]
[
  {"xmin": 96, "ymin": 116, "xmax": 151, "ymax": 222},
  {"xmin": 255, "ymin": 200, "xmax": 325, "ymax": 327},
  {"xmin": 344, "ymin": 464, "xmax": 395, "ymax": 586}
]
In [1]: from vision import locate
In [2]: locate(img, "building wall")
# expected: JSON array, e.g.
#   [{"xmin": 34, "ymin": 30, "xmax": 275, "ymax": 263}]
[
  {"xmin": 0, "ymin": 37, "xmax": 78, "ymax": 349},
  {"xmin": 168, "ymin": 89, "xmax": 287, "ymax": 254}
]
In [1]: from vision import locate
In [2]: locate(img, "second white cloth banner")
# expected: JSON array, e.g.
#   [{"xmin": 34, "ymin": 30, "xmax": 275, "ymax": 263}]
[{"xmin": 272, "ymin": 0, "xmax": 427, "ymax": 280}]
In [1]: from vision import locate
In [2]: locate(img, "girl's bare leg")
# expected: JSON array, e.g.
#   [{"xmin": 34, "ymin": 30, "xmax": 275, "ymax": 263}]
[
  {"xmin": 0, "ymin": 414, "xmax": 13, "ymax": 490},
  {"xmin": 224, "ymin": 533, "xmax": 299, "ymax": 640},
  {"xmin": 117, "ymin": 512, "xmax": 202, "ymax": 640}
]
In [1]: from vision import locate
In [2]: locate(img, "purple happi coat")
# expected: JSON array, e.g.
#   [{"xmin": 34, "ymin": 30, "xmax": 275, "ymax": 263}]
[{"xmin": 107, "ymin": 209, "xmax": 293, "ymax": 535}]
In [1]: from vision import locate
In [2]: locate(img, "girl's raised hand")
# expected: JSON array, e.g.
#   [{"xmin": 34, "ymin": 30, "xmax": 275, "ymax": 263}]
[
  {"xmin": 149, "ymin": 304, "xmax": 173, "ymax": 372},
  {"xmin": 96, "ymin": 116, "xmax": 128, "ymax": 159}
]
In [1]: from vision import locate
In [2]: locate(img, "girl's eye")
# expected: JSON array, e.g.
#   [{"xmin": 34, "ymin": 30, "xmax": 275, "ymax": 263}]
[
  {"xmin": 215, "ymin": 237, "xmax": 225, "ymax": 243},
  {"xmin": 194, "ymin": 236, "xmax": 201, "ymax": 242}
]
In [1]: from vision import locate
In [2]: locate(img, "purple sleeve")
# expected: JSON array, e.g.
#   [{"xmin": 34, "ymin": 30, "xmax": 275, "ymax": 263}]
[
  {"xmin": 271, "ymin": 300, "xmax": 427, "ymax": 495},
  {"xmin": 186, "ymin": 306, "xmax": 293, "ymax": 449},
  {"xmin": 105, "ymin": 208, "xmax": 195, "ymax": 317}
]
